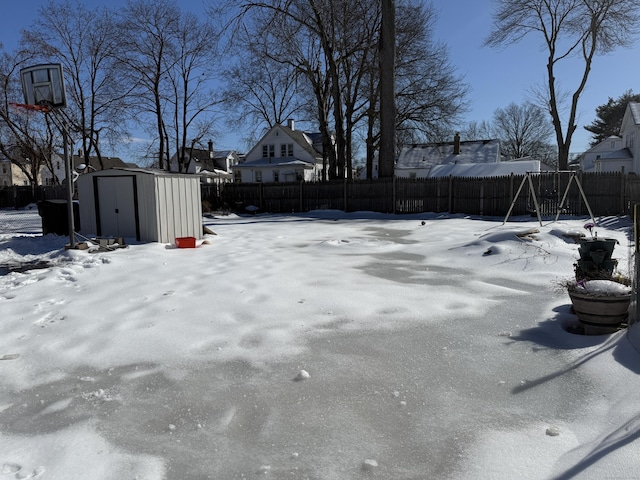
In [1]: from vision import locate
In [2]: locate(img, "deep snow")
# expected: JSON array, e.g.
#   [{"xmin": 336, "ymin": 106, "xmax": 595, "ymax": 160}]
[{"xmin": 1, "ymin": 207, "xmax": 639, "ymax": 479}]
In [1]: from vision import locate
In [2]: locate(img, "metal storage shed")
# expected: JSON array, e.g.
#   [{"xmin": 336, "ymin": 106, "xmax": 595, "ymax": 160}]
[{"xmin": 77, "ymin": 168, "xmax": 202, "ymax": 243}]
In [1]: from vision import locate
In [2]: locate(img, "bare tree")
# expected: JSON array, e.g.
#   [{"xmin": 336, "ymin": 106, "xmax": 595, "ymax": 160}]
[
  {"xmin": 486, "ymin": 0, "xmax": 640, "ymax": 170},
  {"xmin": 393, "ymin": 1, "xmax": 468, "ymax": 148},
  {"xmin": 166, "ymin": 11, "xmax": 221, "ymax": 173},
  {"xmin": 493, "ymin": 102, "xmax": 554, "ymax": 159},
  {"xmin": 222, "ymin": 23, "xmax": 308, "ymax": 149},
  {"xmin": 21, "ymin": 0, "xmax": 131, "ymax": 169},
  {"xmin": 460, "ymin": 120, "xmax": 495, "ymax": 142},
  {"xmin": 117, "ymin": 0, "xmax": 181, "ymax": 170}
]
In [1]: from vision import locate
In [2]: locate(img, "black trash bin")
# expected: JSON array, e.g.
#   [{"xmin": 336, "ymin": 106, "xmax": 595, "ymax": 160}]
[{"xmin": 37, "ymin": 200, "xmax": 80, "ymax": 235}]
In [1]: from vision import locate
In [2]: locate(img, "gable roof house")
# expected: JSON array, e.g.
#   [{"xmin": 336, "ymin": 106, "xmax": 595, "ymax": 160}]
[
  {"xmin": 618, "ymin": 102, "xmax": 640, "ymax": 173},
  {"xmin": 395, "ymin": 134, "xmax": 502, "ymax": 179},
  {"xmin": 233, "ymin": 120, "xmax": 323, "ymax": 183},
  {"xmin": 0, "ymin": 150, "xmax": 35, "ymax": 186},
  {"xmin": 168, "ymin": 141, "xmax": 239, "ymax": 184},
  {"xmin": 579, "ymin": 135, "xmax": 629, "ymax": 172}
]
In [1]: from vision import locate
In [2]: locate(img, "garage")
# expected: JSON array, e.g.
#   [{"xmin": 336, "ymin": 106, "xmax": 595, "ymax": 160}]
[{"xmin": 77, "ymin": 168, "xmax": 202, "ymax": 243}]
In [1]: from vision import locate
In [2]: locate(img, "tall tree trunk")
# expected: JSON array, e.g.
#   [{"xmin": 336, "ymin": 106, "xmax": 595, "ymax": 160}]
[{"xmin": 378, "ymin": 0, "xmax": 395, "ymax": 178}]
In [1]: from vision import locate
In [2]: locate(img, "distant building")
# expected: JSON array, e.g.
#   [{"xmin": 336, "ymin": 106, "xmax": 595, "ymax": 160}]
[
  {"xmin": 232, "ymin": 120, "xmax": 324, "ymax": 183},
  {"xmin": 42, "ymin": 150, "xmax": 133, "ymax": 185},
  {"xmin": 395, "ymin": 134, "xmax": 502, "ymax": 179},
  {"xmin": 579, "ymin": 136, "xmax": 628, "ymax": 172},
  {"xmin": 168, "ymin": 141, "xmax": 239, "ymax": 185}
]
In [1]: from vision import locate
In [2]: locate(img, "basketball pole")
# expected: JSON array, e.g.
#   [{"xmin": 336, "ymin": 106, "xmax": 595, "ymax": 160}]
[{"xmin": 62, "ymin": 119, "xmax": 76, "ymax": 249}]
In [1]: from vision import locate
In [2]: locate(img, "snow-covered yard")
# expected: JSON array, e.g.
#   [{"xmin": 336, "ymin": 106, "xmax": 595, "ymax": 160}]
[{"xmin": 1, "ymin": 207, "xmax": 639, "ymax": 479}]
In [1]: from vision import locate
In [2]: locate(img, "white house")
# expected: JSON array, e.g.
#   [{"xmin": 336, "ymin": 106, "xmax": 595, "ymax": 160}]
[
  {"xmin": 233, "ymin": 120, "xmax": 323, "ymax": 183},
  {"xmin": 395, "ymin": 134, "xmax": 502, "ymax": 179},
  {"xmin": 579, "ymin": 135, "xmax": 629, "ymax": 172},
  {"xmin": 619, "ymin": 102, "xmax": 640, "ymax": 173},
  {"xmin": 168, "ymin": 141, "xmax": 238, "ymax": 184}
]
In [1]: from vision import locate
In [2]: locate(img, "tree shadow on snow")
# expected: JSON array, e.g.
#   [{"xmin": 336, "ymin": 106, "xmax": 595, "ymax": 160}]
[
  {"xmin": 507, "ymin": 303, "xmax": 640, "ymax": 397},
  {"xmin": 507, "ymin": 302, "xmax": 640, "ymax": 479},
  {"xmin": 550, "ymin": 411, "xmax": 640, "ymax": 480}
]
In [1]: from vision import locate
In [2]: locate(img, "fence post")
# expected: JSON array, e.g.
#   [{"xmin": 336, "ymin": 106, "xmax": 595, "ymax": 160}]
[
  {"xmin": 448, "ymin": 175, "xmax": 453, "ymax": 213},
  {"xmin": 259, "ymin": 182, "xmax": 264, "ymax": 210},
  {"xmin": 393, "ymin": 176, "xmax": 397, "ymax": 214},
  {"xmin": 621, "ymin": 169, "xmax": 626, "ymax": 215},
  {"xmin": 300, "ymin": 180, "xmax": 304, "ymax": 212},
  {"xmin": 344, "ymin": 177, "xmax": 348, "ymax": 212}
]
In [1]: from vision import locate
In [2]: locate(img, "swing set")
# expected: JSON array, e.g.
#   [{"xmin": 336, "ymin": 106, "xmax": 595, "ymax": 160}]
[{"xmin": 503, "ymin": 171, "xmax": 596, "ymax": 226}]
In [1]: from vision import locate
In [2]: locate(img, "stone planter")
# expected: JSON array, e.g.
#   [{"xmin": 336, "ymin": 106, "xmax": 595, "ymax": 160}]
[
  {"xmin": 575, "ymin": 238, "xmax": 619, "ymax": 280},
  {"xmin": 569, "ymin": 289, "xmax": 631, "ymax": 335}
]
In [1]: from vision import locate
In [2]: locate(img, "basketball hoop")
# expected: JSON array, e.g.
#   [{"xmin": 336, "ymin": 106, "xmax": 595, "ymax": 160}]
[{"xmin": 9, "ymin": 102, "xmax": 52, "ymax": 115}]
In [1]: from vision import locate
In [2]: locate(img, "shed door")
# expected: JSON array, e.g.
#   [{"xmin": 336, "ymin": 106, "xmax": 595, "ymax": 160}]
[{"xmin": 96, "ymin": 176, "xmax": 138, "ymax": 238}]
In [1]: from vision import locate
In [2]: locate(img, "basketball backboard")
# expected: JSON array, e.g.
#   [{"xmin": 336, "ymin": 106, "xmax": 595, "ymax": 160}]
[{"xmin": 19, "ymin": 63, "xmax": 67, "ymax": 109}]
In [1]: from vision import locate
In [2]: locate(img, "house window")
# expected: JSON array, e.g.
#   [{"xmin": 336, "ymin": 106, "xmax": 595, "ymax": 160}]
[
  {"xmin": 295, "ymin": 170, "xmax": 303, "ymax": 181},
  {"xmin": 234, "ymin": 170, "xmax": 241, "ymax": 183},
  {"xmin": 255, "ymin": 171, "xmax": 262, "ymax": 182},
  {"xmin": 1, "ymin": 164, "xmax": 6, "ymax": 174},
  {"xmin": 273, "ymin": 170, "xmax": 279, "ymax": 182},
  {"xmin": 611, "ymin": 140, "xmax": 616, "ymax": 149},
  {"xmin": 56, "ymin": 161, "xmax": 61, "ymax": 170},
  {"xmin": 262, "ymin": 144, "xmax": 275, "ymax": 157},
  {"xmin": 281, "ymin": 144, "xmax": 294, "ymax": 157}
]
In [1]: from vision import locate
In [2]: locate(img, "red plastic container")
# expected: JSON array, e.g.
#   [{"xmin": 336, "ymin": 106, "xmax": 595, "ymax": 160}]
[{"xmin": 175, "ymin": 237, "xmax": 196, "ymax": 248}]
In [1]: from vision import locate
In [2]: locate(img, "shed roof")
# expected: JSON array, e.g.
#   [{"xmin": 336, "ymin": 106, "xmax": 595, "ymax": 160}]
[{"xmin": 83, "ymin": 167, "xmax": 196, "ymax": 178}]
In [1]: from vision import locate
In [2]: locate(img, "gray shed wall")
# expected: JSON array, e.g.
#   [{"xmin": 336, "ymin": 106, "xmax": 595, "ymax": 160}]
[{"xmin": 77, "ymin": 169, "xmax": 202, "ymax": 243}]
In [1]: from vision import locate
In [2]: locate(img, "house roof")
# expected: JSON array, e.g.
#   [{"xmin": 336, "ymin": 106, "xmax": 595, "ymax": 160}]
[
  {"xmin": 173, "ymin": 148, "xmax": 238, "ymax": 172},
  {"xmin": 428, "ymin": 159, "xmax": 551, "ymax": 178},
  {"xmin": 244, "ymin": 124, "xmax": 323, "ymax": 163},
  {"xmin": 71, "ymin": 155, "xmax": 130, "ymax": 170},
  {"xmin": 598, "ymin": 148, "xmax": 633, "ymax": 160},
  {"xmin": 629, "ymin": 102, "xmax": 640, "ymax": 125},
  {"xmin": 233, "ymin": 157, "xmax": 315, "ymax": 169},
  {"xmin": 396, "ymin": 139, "xmax": 501, "ymax": 170}
]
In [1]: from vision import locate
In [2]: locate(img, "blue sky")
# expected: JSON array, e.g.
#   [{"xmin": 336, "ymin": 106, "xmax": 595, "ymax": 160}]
[{"xmin": 1, "ymin": 0, "xmax": 639, "ymax": 156}]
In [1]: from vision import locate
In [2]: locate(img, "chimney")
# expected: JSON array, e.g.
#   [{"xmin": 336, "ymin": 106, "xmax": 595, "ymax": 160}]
[
  {"xmin": 453, "ymin": 132, "xmax": 461, "ymax": 155},
  {"xmin": 208, "ymin": 140, "xmax": 213, "ymax": 158},
  {"xmin": 287, "ymin": 119, "xmax": 295, "ymax": 131}
]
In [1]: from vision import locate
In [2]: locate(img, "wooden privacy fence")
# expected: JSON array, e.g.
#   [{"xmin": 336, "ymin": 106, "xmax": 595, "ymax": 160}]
[
  {"xmin": 0, "ymin": 185, "xmax": 67, "ymax": 209},
  {"xmin": 221, "ymin": 171, "xmax": 640, "ymax": 218}
]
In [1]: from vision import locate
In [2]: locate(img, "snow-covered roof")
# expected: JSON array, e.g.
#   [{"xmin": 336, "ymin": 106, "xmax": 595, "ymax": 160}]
[
  {"xmin": 428, "ymin": 160, "xmax": 550, "ymax": 178},
  {"xmin": 396, "ymin": 139, "xmax": 501, "ymax": 170},
  {"xmin": 233, "ymin": 157, "xmax": 315, "ymax": 169}
]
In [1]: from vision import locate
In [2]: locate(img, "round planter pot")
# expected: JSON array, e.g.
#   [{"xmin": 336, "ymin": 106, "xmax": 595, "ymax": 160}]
[{"xmin": 569, "ymin": 290, "xmax": 631, "ymax": 335}]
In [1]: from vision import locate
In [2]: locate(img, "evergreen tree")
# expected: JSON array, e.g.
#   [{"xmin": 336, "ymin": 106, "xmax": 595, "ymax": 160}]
[{"xmin": 585, "ymin": 90, "xmax": 640, "ymax": 147}]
